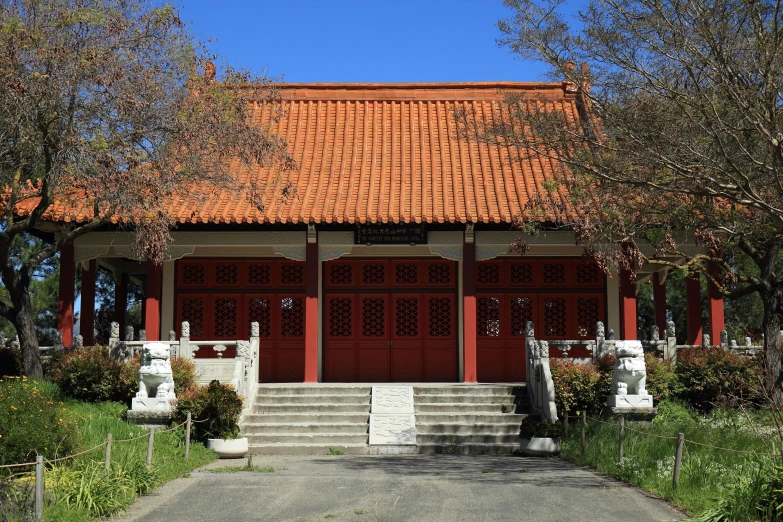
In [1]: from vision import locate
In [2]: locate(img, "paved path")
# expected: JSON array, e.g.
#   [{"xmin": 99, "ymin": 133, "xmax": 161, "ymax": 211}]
[{"xmin": 115, "ymin": 455, "xmax": 683, "ymax": 522}]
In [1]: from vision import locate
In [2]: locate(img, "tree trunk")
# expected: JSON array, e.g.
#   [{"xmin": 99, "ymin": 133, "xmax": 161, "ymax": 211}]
[
  {"xmin": 762, "ymin": 291, "xmax": 783, "ymax": 398},
  {"xmin": 10, "ymin": 288, "xmax": 43, "ymax": 378}
]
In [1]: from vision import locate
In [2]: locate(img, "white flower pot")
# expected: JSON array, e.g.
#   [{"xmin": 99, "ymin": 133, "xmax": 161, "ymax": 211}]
[
  {"xmin": 519, "ymin": 437, "xmax": 561, "ymax": 457},
  {"xmin": 207, "ymin": 437, "xmax": 249, "ymax": 458}
]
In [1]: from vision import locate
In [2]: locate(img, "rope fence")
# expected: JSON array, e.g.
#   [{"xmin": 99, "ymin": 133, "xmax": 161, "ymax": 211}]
[
  {"xmin": 573, "ymin": 412, "xmax": 782, "ymax": 488},
  {"xmin": 1, "ymin": 412, "xmax": 197, "ymax": 522}
]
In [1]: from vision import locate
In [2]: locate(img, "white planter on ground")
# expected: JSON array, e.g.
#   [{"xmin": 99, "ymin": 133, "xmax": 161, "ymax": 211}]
[
  {"xmin": 207, "ymin": 437, "xmax": 249, "ymax": 458},
  {"xmin": 520, "ymin": 437, "xmax": 561, "ymax": 457}
]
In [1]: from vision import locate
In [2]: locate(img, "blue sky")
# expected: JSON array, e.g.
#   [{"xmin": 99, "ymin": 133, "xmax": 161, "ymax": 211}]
[{"xmin": 176, "ymin": 0, "xmax": 582, "ymax": 83}]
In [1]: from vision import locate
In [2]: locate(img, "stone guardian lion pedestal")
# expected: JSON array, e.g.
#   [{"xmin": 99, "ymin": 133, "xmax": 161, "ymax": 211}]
[
  {"xmin": 607, "ymin": 340, "xmax": 655, "ymax": 416},
  {"xmin": 126, "ymin": 343, "xmax": 177, "ymax": 427}
]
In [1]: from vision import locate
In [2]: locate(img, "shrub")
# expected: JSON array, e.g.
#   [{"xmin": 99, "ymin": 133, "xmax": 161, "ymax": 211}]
[
  {"xmin": 0, "ymin": 346, "xmax": 22, "ymax": 377},
  {"xmin": 549, "ymin": 359, "xmax": 602, "ymax": 415},
  {"xmin": 173, "ymin": 380, "xmax": 243, "ymax": 442},
  {"xmin": 519, "ymin": 416, "xmax": 565, "ymax": 439},
  {"xmin": 51, "ymin": 347, "xmax": 125, "ymax": 402},
  {"xmin": 676, "ymin": 348, "xmax": 760, "ymax": 411},
  {"xmin": 0, "ymin": 377, "xmax": 77, "ymax": 467}
]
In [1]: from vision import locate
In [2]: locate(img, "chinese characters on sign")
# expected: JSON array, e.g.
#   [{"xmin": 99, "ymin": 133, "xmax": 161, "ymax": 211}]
[{"xmin": 355, "ymin": 224, "xmax": 428, "ymax": 245}]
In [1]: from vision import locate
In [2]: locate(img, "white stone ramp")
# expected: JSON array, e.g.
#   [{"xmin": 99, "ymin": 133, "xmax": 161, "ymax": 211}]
[{"xmin": 369, "ymin": 386, "xmax": 417, "ymax": 448}]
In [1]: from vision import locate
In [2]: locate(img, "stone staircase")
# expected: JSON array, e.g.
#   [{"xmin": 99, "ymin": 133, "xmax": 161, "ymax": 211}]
[
  {"xmin": 242, "ymin": 385, "xmax": 371, "ymax": 455},
  {"xmin": 241, "ymin": 384, "xmax": 530, "ymax": 455},
  {"xmin": 414, "ymin": 385, "xmax": 530, "ymax": 454}
]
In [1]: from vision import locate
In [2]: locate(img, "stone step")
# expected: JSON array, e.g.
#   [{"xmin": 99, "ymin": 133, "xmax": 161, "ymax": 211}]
[
  {"xmin": 254, "ymin": 394, "xmax": 371, "ymax": 405},
  {"xmin": 249, "ymin": 443, "xmax": 373, "ymax": 456},
  {"xmin": 415, "ymin": 443, "xmax": 519, "ymax": 455},
  {"xmin": 256, "ymin": 387, "xmax": 372, "ymax": 396},
  {"xmin": 246, "ymin": 433, "xmax": 369, "ymax": 444},
  {"xmin": 413, "ymin": 386, "xmax": 525, "ymax": 396},
  {"xmin": 413, "ymin": 394, "xmax": 526, "ymax": 405},
  {"xmin": 242, "ymin": 413, "xmax": 370, "ymax": 424},
  {"xmin": 414, "ymin": 413, "xmax": 528, "ymax": 424},
  {"xmin": 416, "ymin": 423, "xmax": 521, "ymax": 435},
  {"xmin": 242, "ymin": 423, "xmax": 369, "ymax": 435},
  {"xmin": 253, "ymin": 403, "xmax": 371, "ymax": 414},
  {"xmin": 414, "ymin": 403, "xmax": 522, "ymax": 414},
  {"xmin": 416, "ymin": 433, "xmax": 521, "ymax": 445}
]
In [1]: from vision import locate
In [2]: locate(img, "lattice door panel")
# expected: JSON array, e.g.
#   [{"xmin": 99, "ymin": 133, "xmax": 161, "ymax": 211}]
[
  {"xmin": 427, "ymin": 296, "xmax": 454, "ymax": 338},
  {"xmin": 326, "ymin": 262, "xmax": 356, "ymax": 288},
  {"xmin": 361, "ymin": 296, "xmax": 387, "ymax": 338},
  {"xmin": 245, "ymin": 297, "xmax": 272, "ymax": 338},
  {"xmin": 575, "ymin": 294, "xmax": 604, "ymax": 338},
  {"xmin": 540, "ymin": 295, "xmax": 570, "ymax": 338},
  {"xmin": 326, "ymin": 296, "xmax": 354, "ymax": 339},
  {"xmin": 210, "ymin": 295, "xmax": 241, "ymax": 339},
  {"xmin": 178, "ymin": 261, "xmax": 207, "ymax": 287},
  {"xmin": 476, "ymin": 262, "xmax": 503, "ymax": 287},
  {"xmin": 393, "ymin": 295, "xmax": 420, "ymax": 339},
  {"xmin": 477, "ymin": 296, "xmax": 502, "ymax": 337},
  {"xmin": 212, "ymin": 262, "xmax": 240, "ymax": 287},
  {"xmin": 177, "ymin": 295, "xmax": 207, "ymax": 339},
  {"xmin": 508, "ymin": 295, "xmax": 536, "ymax": 337}
]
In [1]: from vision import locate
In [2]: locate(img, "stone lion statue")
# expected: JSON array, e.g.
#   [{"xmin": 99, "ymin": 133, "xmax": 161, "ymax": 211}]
[
  {"xmin": 611, "ymin": 340, "xmax": 647, "ymax": 396},
  {"xmin": 137, "ymin": 342, "xmax": 176, "ymax": 400}
]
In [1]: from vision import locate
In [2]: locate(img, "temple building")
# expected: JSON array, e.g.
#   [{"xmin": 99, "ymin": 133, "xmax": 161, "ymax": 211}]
[{"xmin": 51, "ymin": 82, "xmax": 724, "ymax": 383}]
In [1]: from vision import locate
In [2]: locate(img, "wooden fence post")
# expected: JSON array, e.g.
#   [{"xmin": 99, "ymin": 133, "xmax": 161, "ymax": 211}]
[
  {"xmin": 146, "ymin": 429, "xmax": 155, "ymax": 467},
  {"xmin": 104, "ymin": 433, "xmax": 112, "ymax": 477},
  {"xmin": 35, "ymin": 455, "xmax": 44, "ymax": 522},
  {"xmin": 673, "ymin": 432, "xmax": 684, "ymax": 488},
  {"xmin": 580, "ymin": 410, "xmax": 586, "ymax": 458},
  {"xmin": 185, "ymin": 412, "xmax": 192, "ymax": 460},
  {"xmin": 618, "ymin": 415, "xmax": 625, "ymax": 466}
]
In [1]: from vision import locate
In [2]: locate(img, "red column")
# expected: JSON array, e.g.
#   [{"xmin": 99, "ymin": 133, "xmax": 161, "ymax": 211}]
[
  {"xmin": 144, "ymin": 260, "xmax": 161, "ymax": 341},
  {"xmin": 686, "ymin": 272, "xmax": 702, "ymax": 345},
  {"xmin": 115, "ymin": 272, "xmax": 128, "ymax": 335},
  {"xmin": 619, "ymin": 267, "xmax": 637, "ymax": 340},
  {"xmin": 463, "ymin": 239, "xmax": 477, "ymax": 383},
  {"xmin": 653, "ymin": 272, "xmax": 667, "ymax": 335},
  {"xmin": 707, "ymin": 262, "xmax": 725, "ymax": 343},
  {"xmin": 304, "ymin": 240, "xmax": 319, "ymax": 383},
  {"xmin": 80, "ymin": 259, "xmax": 97, "ymax": 346},
  {"xmin": 57, "ymin": 244, "xmax": 75, "ymax": 346}
]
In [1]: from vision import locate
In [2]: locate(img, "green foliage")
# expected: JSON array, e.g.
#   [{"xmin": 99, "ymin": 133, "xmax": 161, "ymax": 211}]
[
  {"xmin": 325, "ymin": 448, "xmax": 346, "ymax": 455},
  {"xmin": 0, "ymin": 377, "xmax": 77, "ymax": 467},
  {"xmin": 0, "ymin": 346, "xmax": 22, "ymax": 377},
  {"xmin": 690, "ymin": 465, "xmax": 783, "ymax": 522},
  {"xmin": 519, "ymin": 416, "xmax": 565, "ymax": 438},
  {"xmin": 560, "ymin": 400, "xmax": 776, "ymax": 516},
  {"xmin": 676, "ymin": 348, "xmax": 760, "ymax": 411},
  {"xmin": 549, "ymin": 358, "xmax": 602, "ymax": 414},
  {"xmin": 173, "ymin": 380, "xmax": 243, "ymax": 442},
  {"xmin": 51, "ymin": 347, "xmax": 126, "ymax": 402}
]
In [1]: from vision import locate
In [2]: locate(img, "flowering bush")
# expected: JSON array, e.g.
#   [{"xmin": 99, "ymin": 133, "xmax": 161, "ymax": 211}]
[
  {"xmin": 549, "ymin": 359, "xmax": 602, "ymax": 414},
  {"xmin": 676, "ymin": 348, "xmax": 760, "ymax": 411},
  {"xmin": 0, "ymin": 377, "xmax": 77, "ymax": 467},
  {"xmin": 173, "ymin": 380, "xmax": 243, "ymax": 442}
]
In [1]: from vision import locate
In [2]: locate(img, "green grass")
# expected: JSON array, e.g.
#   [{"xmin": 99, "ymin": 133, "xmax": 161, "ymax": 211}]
[
  {"xmin": 42, "ymin": 400, "xmax": 217, "ymax": 521},
  {"xmin": 560, "ymin": 401, "xmax": 779, "ymax": 517},
  {"xmin": 325, "ymin": 448, "xmax": 346, "ymax": 455}
]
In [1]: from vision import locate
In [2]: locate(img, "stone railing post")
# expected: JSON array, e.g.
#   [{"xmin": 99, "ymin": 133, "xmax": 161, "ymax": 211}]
[
  {"xmin": 73, "ymin": 335, "xmax": 84, "ymax": 349},
  {"xmin": 139, "ymin": 329, "xmax": 146, "ymax": 342},
  {"xmin": 54, "ymin": 331, "xmax": 64, "ymax": 351},
  {"xmin": 720, "ymin": 330, "xmax": 728, "ymax": 350},
  {"xmin": 524, "ymin": 321, "xmax": 535, "ymax": 391},
  {"xmin": 125, "ymin": 325, "xmax": 134, "ymax": 342},
  {"xmin": 179, "ymin": 322, "xmax": 192, "ymax": 359},
  {"xmin": 595, "ymin": 321, "xmax": 605, "ymax": 362},
  {"xmin": 108, "ymin": 322, "xmax": 121, "ymax": 360},
  {"xmin": 665, "ymin": 321, "xmax": 677, "ymax": 362}
]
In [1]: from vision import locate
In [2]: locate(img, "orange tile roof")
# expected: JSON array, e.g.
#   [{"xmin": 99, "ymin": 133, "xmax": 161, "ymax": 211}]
[{"xmin": 25, "ymin": 82, "xmax": 580, "ymax": 225}]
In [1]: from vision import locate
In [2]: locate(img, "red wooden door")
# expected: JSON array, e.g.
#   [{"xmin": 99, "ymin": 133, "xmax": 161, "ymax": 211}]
[{"xmin": 323, "ymin": 259, "xmax": 457, "ymax": 383}]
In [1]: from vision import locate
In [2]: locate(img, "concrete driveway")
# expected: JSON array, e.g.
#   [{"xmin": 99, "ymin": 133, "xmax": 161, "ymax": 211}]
[{"xmin": 116, "ymin": 455, "xmax": 684, "ymax": 522}]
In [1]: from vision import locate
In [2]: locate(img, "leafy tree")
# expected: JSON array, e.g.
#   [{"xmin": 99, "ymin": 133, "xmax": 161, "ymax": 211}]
[
  {"xmin": 0, "ymin": 0, "xmax": 294, "ymax": 376},
  {"xmin": 459, "ymin": 0, "xmax": 783, "ymax": 393}
]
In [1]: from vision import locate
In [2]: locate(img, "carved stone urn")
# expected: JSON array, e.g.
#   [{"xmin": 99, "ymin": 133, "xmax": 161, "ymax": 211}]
[{"xmin": 207, "ymin": 437, "xmax": 249, "ymax": 459}]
